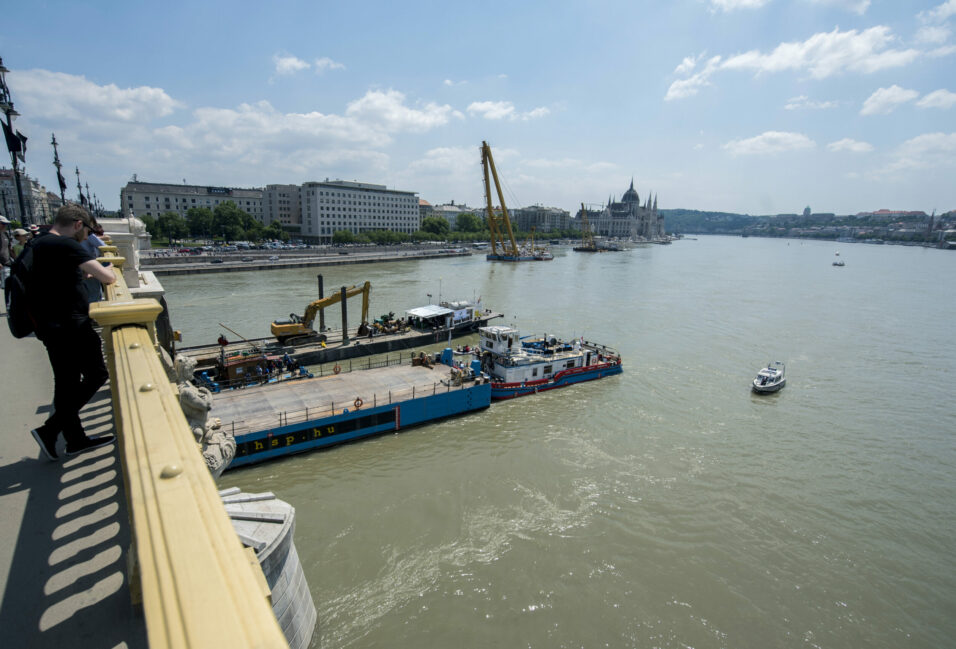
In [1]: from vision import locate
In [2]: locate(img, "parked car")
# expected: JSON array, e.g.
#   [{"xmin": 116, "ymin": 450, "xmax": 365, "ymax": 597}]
[
  {"xmin": 210, "ymin": 258, "xmax": 224, "ymax": 264},
  {"xmin": 268, "ymin": 255, "xmax": 279, "ymax": 262},
  {"xmin": 241, "ymin": 256, "xmax": 254, "ymax": 262}
]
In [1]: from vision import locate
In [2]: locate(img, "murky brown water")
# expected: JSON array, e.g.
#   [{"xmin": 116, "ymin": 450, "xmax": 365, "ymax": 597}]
[{"xmin": 164, "ymin": 237, "xmax": 956, "ymax": 648}]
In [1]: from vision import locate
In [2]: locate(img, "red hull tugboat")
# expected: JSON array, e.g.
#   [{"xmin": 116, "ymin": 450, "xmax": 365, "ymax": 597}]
[{"xmin": 477, "ymin": 325, "xmax": 622, "ymax": 400}]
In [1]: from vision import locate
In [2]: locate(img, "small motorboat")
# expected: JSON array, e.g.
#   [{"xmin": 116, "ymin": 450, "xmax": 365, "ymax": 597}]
[
  {"xmin": 833, "ymin": 252, "xmax": 845, "ymax": 266},
  {"xmin": 752, "ymin": 361, "xmax": 786, "ymax": 393}
]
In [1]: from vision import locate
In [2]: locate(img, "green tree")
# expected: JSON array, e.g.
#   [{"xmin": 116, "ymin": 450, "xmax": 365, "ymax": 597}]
[
  {"xmin": 266, "ymin": 220, "xmax": 289, "ymax": 242},
  {"xmin": 157, "ymin": 211, "xmax": 187, "ymax": 245},
  {"xmin": 421, "ymin": 216, "xmax": 450, "ymax": 237},
  {"xmin": 455, "ymin": 212, "xmax": 483, "ymax": 232},
  {"xmin": 141, "ymin": 214, "xmax": 157, "ymax": 239},
  {"xmin": 332, "ymin": 229, "xmax": 355, "ymax": 244},
  {"xmin": 213, "ymin": 201, "xmax": 244, "ymax": 242},
  {"xmin": 186, "ymin": 207, "xmax": 213, "ymax": 239}
]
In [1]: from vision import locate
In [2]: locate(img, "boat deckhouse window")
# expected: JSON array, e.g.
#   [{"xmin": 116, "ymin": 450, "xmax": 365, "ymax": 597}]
[{"xmin": 544, "ymin": 365, "xmax": 552, "ymax": 375}]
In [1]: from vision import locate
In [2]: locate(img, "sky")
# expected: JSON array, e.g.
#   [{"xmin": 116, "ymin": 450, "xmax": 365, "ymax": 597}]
[{"xmin": 3, "ymin": 0, "xmax": 955, "ymax": 216}]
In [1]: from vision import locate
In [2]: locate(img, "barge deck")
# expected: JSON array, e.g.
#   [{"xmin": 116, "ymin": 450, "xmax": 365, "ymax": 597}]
[
  {"xmin": 213, "ymin": 361, "xmax": 491, "ymax": 469},
  {"xmin": 177, "ymin": 312, "xmax": 503, "ymax": 371}
]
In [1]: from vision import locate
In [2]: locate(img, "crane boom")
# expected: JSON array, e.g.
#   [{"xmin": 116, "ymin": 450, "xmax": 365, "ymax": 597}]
[
  {"xmin": 580, "ymin": 203, "xmax": 596, "ymax": 251},
  {"xmin": 481, "ymin": 141, "xmax": 519, "ymax": 257},
  {"xmin": 301, "ymin": 281, "xmax": 370, "ymax": 328}
]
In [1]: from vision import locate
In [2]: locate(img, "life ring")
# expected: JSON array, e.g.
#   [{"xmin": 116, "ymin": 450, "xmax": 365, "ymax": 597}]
[
  {"xmin": 333, "ymin": 364, "xmax": 342, "ymax": 375},
  {"xmin": 354, "ymin": 397, "xmax": 363, "ymax": 409}
]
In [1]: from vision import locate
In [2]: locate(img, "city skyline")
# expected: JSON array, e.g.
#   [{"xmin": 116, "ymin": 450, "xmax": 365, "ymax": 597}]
[{"xmin": 3, "ymin": 0, "xmax": 955, "ymax": 216}]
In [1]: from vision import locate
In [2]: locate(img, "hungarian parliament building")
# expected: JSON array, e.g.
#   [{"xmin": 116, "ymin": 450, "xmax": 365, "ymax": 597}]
[{"xmin": 577, "ymin": 180, "xmax": 665, "ymax": 241}]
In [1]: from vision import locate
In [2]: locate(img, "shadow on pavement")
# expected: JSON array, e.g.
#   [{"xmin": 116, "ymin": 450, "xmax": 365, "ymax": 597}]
[{"xmin": 0, "ymin": 389, "xmax": 147, "ymax": 648}]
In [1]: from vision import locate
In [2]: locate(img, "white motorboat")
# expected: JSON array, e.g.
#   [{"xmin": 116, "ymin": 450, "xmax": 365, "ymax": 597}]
[{"xmin": 752, "ymin": 361, "xmax": 786, "ymax": 393}]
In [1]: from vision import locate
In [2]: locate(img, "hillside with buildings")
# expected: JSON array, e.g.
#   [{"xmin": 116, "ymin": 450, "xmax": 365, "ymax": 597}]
[{"xmin": 663, "ymin": 208, "xmax": 956, "ymax": 245}]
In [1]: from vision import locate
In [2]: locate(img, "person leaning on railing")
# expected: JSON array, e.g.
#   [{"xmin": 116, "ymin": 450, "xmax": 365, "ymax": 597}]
[{"xmin": 28, "ymin": 204, "xmax": 118, "ymax": 461}]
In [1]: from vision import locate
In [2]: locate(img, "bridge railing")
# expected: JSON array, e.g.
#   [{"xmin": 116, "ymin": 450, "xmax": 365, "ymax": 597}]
[{"xmin": 89, "ymin": 251, "xmax": 288, "ymax": 648}]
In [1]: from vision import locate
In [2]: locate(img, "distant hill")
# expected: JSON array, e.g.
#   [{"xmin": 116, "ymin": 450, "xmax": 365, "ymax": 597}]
[
  {"xmin": 660, "ymin": 209, "xmax": 757, "ymax": 234},
  {"xmin": 659, "ymin": 208, "xmax": 952, "ymax": 243}
]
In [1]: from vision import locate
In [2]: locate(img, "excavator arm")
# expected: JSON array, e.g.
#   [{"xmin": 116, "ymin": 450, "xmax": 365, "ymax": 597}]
[
  {"xmin": 271, "ymin": 281, "xmax": 371, "ymax": 344},
  {"xmin": 301, "ymin": 281, "xmax": 371, "ymax": 328}
]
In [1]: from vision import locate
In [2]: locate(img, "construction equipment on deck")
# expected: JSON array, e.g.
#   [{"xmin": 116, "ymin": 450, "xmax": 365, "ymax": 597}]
[
  {"xmin": 573, "ymin": 203, "xmax": 599, "ymax": 252},
  {"xmin": 481, "ymin": 141, "xmax": 552, "ymax": 261},
  {"xmin": 481, "ymin": 141, "xmax": 520, "ymax": 258},
  {"xmin": 271, "ymin": 281, "xmax": 371, "ymax": 344}
]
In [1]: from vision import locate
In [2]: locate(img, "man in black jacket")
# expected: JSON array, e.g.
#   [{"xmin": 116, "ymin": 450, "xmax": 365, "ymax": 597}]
[{"xmin": 29, "ymin": 204, "xmax": 118, "ymax": 460}]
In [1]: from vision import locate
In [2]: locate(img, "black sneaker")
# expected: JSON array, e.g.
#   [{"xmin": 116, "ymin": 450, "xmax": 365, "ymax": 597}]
[
  {"xmin": 31, "ymin": 427, "xmax": 60, "ymax": 461},
  {"xmin": 65, "ymin": 435, "xmax": 116, "ymax": 457}
]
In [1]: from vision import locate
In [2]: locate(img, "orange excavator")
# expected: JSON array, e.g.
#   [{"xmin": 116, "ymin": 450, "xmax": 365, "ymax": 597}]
[{"xmin": 270, "ymin": 281, "xmax": 370, "ymax": 344}]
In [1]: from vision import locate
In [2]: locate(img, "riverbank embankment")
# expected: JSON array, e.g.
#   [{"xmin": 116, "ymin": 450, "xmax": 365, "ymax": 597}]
[{"xmin": 144, "ymin": 248, "xmax": 472, "ymax": 276}]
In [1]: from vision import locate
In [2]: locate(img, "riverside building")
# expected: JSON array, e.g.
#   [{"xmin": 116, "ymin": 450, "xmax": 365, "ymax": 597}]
[
  {"xmin": 120, "ymin": 179, "xmax": 264, "ymax": 220},
  {"xmin": 299, "ymin": 180, "xmax": 419, "ymax": 243},
  {"xmin": 576, "ymin": 180, "xmax": 665, "ymax": 240},
  {"xmin": 0, "ymin": 168, "xmax": 61, "ymax": 224}
]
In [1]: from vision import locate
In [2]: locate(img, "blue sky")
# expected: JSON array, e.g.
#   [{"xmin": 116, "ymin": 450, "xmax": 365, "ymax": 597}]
[{"xmin": 4, "ymin": 0, "xmax": 954, "ymax": 215}]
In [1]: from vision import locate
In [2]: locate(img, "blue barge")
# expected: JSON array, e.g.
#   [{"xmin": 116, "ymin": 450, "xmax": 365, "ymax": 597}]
[{"xmin": 212, "ymin": 359, "xmax": 491, "ymax": 470}]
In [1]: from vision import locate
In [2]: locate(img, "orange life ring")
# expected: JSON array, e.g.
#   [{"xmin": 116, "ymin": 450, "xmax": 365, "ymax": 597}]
[
  {"xmin": 333, "ymin": 364, "xmax": 341, "ymax": 375},
  {"xmin": 354, "ymin": 397, "xmax": 363, "ymax": 409}
]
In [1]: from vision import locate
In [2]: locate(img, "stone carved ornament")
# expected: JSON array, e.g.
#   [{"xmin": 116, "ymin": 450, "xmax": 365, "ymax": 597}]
[{"xmin": 174, "ymin": 355, "xmax": 236, "ymax": 478}]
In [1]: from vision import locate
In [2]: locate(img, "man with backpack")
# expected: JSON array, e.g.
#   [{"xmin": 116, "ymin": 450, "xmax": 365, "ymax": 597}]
[
  {"xmin": 25, "ymin": 204, "xmax": 117, "ymax": 460},
  {"xmin": 0, "ymin": 214, "xmax": 12, "ymax": 291}
]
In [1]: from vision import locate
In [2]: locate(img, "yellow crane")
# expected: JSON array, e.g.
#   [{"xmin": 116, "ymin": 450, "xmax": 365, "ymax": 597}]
[
  {"xmin": 481, "ymin": 141, "xmax": 520, "ymax": 258},
  {"xmin": 573, "ymin": 203, "xmax": 599, "ymax": 252},
  {"xmin": 271, "ymin": 281, "xmax": 371, "ymax": 344}
]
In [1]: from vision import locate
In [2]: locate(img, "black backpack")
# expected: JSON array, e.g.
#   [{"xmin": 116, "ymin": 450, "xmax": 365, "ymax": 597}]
[{"xmin": 4, "ymin": 239, "xmax": 38, "ymax": 338}]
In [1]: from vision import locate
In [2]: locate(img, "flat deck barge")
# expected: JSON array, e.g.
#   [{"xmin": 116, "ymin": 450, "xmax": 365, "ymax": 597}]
[
  {"xmin": 213, "ymin": 360, "xmax": 491, "ymax": 469},
  {"xmin": 176, "ymin": 311, "xmax": 503, "ymax": 371}
]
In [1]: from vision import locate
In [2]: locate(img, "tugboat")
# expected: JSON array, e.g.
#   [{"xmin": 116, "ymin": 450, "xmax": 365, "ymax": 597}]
[
  {"xmin": 752, "ymin": 361, "xmax": 786, "ymax": 393},
  {"xmin": 477, "ymin": 325, "xmax": 622, "ymax": 399}
]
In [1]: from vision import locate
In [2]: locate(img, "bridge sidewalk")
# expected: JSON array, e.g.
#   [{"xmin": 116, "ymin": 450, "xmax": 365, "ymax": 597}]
[{"xmin": 0, "ymin": 318, "xmax": 146, "ymax": 647}]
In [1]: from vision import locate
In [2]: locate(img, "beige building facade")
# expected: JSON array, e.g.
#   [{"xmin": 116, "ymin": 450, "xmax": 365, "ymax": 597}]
[
  {"xmin": 120, "ymin": 180, "xmax": 263, "ymax": 220},
  {"xmin": 299, "ymin": 180, "xmax": 419, "ymax": 243}
]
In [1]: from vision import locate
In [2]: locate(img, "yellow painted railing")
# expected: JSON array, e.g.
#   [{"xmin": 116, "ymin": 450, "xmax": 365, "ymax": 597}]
[{"xmin": 89, "ymin": 254, "xmax": 288, "ymax": 648}]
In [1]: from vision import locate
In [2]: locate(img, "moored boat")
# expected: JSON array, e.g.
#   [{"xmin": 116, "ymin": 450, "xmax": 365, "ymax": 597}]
[
  {"xmin": 752, "ymin": 361, "xmax": 786, "ymax": 393},
  {"xmin": 477, "ymin": 325, "xmax": 623, "ymax": 399}
]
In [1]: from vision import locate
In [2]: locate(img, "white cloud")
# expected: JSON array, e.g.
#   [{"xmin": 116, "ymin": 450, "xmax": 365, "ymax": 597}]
[
  {"xmin": 346, "ymin": 90, "xmax": 462, "ymax": 132},
  {"xmin": 784, "ymin": 95, "xmax": 838, "ymax": 110},
  {"xmin": 17, "ymin": 69, "xmax": 469, "ymax": 194},
  {"xmin": 928, "ymin": 44, "xmax": 956, "ymax": 57},
  {"xmin": 721, "ymin": 27, "xmax": 920, "ymax": 78},
  {"xmin": 408, "ymin": 146, "xmax": 477, "ymax": 176},
  {"xmin": 879, "ymin": 132, "xmax": 956, "ymax": 174},
  {"xmin": 314, "ymin": 57, "xmax": 345, "ymax": 73},
  {"xmin": 14, "ymin": 69, "xmax": 183, "ymax": 124},
  {"xmin": 466, "ymin": 100, "xmax": 550, "ymax": 121},
  {"xmin": 709, "ymin": 0, "xmax": 770, "ymax": 11},
  {"xmin": 860, "ymin": 85, "xmax": 919, "ymax": 115},
  {"xmin": 273, "ymin": 54, "xmax": 310, "ymax": 75},
  {"xmin": 807, "ymin": 0, "xmax": 870, "ymax": 15},
  {"xmin": 667, "ymin": 27, "xmax": 920, "ymax": 101},
  {"xmin": 917, "ymin": 89, "xmax": 956, "ymax": 109},
  {"xmin": 827, "ymin": 137, "xmax": 874, "ymax": 152},
  {"xmin": 723, "ymin": 131, "xmax": 816, "ymax": 155},
  {"xmin": 918, "ymin": 0, "xmax": 956, "ymax": 23},
  {"xmin": 916, "ymin": 25, "xmax": 951, "ymax": 44},
  {"xmin": 674, "ymin": 54, "xmax": 702, "ymax": 75},
  {"xmin": 665, "ymin": 56, "xmax": 722, "ymax": 100}
]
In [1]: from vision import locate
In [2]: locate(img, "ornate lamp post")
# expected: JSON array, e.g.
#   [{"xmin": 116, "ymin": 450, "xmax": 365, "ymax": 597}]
[{"xmin": 0, "ymin": 56, "xmax": 29, "ymax": 224}]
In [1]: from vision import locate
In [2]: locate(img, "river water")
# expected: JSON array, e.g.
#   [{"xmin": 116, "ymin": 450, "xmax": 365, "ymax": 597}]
[{"xmin": 163, "ymin": 236, "xmax": 956, "ymax": 649}]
